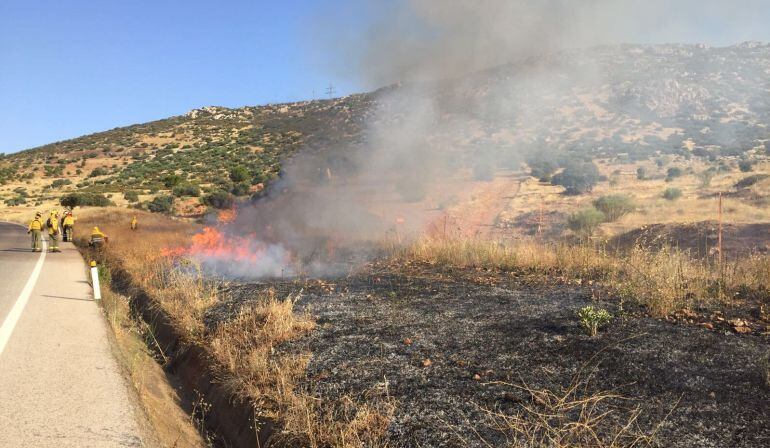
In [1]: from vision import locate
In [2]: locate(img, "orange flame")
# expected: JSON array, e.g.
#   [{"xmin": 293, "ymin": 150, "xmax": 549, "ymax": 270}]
[{"xmin": 217, "ymin": 208, "xmax": 237, "ymax": 224}]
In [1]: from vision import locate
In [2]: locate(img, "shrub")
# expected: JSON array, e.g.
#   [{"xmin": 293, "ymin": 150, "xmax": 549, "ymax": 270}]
[
  {"xmin": 665, "ymin": 167, "xmax": 683, "ymax": 181},
  {"xmin": 230, "ymin": 182, "xmax": 250, "ymax": 196},
  {"xmin": 229, "ymin": 165, "xmax": 250, "ymax": 183},
  {"xmin": 147, "ymin": 195, "xmax": 174, "ymax": 213},
  {"xmin": 697, "ymin": 169, "xmax": 715, "ymax": 188},
  {"xmin": 89, "ymin": 167, "xmax": 109, "ymax": 178},
  {"xmin": 738, "ymin": 160, "xmax": 754, "ymax": 173},
  {"xmin": 124, "ymin": 191, "xmax": 140, "ymax": 202},
  {"xmin": 5, "ymin": 196, "xmax": 27, "ymax": 206},
  {"xmin": 527, "ymin": 157, "xmax": 558, "ymax": 182},
  {"xmin": 172, "ymin": 183, "xmax": 201, "ymax": 197},
  {"xmin": 60, "ymin": 192, "xmax": 112, "ymax": 208},
  {"xmin": 551, "ymin": 162, "xmax": 601, "ymax": 195},
  {"xmin": 162, "ymin": 174, "xmax": 183, "ymax": 188},
  {"xmin": 50, "ymin": 179, "xmax": 72, "ymax": 188},
  {"xmin": 636, "ymin": 167, "xmax": 646, "ymax": 180},
  {"xmin": 577, "ymin": 306, "xmax": 612, "ymax": 337},
  {"xmin": 567, "ymin": 208, "xmax": 605, "ymax": 236},
  {"xmin": 593, "ymin": 195, "xmax": 635, "ymax": 222},
  {"xmin": 735, "ymin": 174, "xmax": 770, "ymax": 189},
  {"xmin": 204, "ymin": 189, "xmax": 234, "ymax": 209},
  {"xmin": 662, "ymin": 187, "xmax": 682, "ymax": 201}
]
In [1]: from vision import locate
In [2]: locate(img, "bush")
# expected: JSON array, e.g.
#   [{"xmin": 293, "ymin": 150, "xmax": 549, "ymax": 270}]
[
  {"xmin": 204, "ymin": 189, "xmax": 234, "ymax": 209},
  {"xmin": 230, "ymin": 182, "xmax": 250, "ymax": 196},
  {"xmin": 172, "ymin": 183, "xmax": 201, "ymax": 197},
  {"xmin": 88, "ymin": 167, "xmax": 109, "ymax": 178},
  {"xmin": 124, "ymin": 191, "xmax": 140, "ymax": 202},
  {"xmin": 636, "ymin": 167, "xmax": 646, "ymax": 180},
  {"xmin": 734, "ymin": 174, "xmax": 770, "ymax": 189},
  {"xmin": 60, "ymin": 192, "xmax": 112, "ymax": 208},
  {"xmin": 567, "ymin": 208, "xmax": 605, "ymax": 236},
  {"xmin": 229, "ymin": 165, "xmax": 250, "ymax": 183},
  {"xmin": 147, "ymin": 195, "xmax": 174, "ymax": 213},
  {"xmin": 593, "ymin": 195, "xmax": 635, "ymax": 222},
  {"xmin": 738, "ymin": 160, "xmax": 754, "ymax": 173},
  {"xmin": 162, "ymin": 174, "xmax": 183, "ymax": 188},
  {"xmin": 662, "ymin": 187, "xmax": 682, "ymax": 201},
  {"xmin": 5, "ymin": 196, "xmax": 27, "ymax": 206},
  {"xmin": 665, "ymin": 167, "xmax": 683, "ymax": 181},
  {"xmin": 527, "ymin": 157, "xmax": 558, "ymax": 182},
  {"xmin": 577, "ymin": 306, "xmax": 612, "ymax": 337},
  {"xmin": 551, "ymin": 162, "xmax": 601, "ymax": 195},
  {"xmin": 50, "ymin": 179, "xmax": 72, "ymax": 188}
]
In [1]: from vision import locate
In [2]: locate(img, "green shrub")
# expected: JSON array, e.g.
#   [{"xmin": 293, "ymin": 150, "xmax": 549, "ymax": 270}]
[
  {"xmin": 577, "ymin": 306, "xmax": 612, "ymax": 337},
  {"xmin": 230, "ymin": 182, "xmax": 250, "ymax": 196},
  {"xmin": 172, "ymin": 183, "xmax": 201, "ymax": 197},
  {"xmin": 229, "ymin": 165, "xmax": 250, "ymax": 183},
  {"xmin": 551, "ymin": 162, "xmax": 601, "ymax": 195},
  {"xmin": 662, "ymin": 187, "xmax": 682, "ymax": 201},
  {"xmin": 4, "ymin": 196, "xmax": 27, "ymax": 206},
  {"xmin": 147, "ymin": 195, "xmax": 174, "ymax": 213},
  {"xmin": 60, "ymin": 192, "xmax": 112, "ymax": 208},
  {"xmin": 738, "ymin": 160, "xmax": 754, "ymax": 173},
  {"xmin": 89, "ymin": 167, "xmax": 109, "ymax": 177},
  {"xmin": 593, "ymin": 195, "xmax": 635, "ymax": 222},
  {"xmin": 567, "ymin": 208, "xmax": 605, "ymax": 236},
  {"xmin": 735, "ymin": 174, "xmax": 770, "ymax": 189},
  {"xmin": 203, "ymin": 189, "xmax": 234, "ymax": 209},
  {"xmin": 636, "ymin": 167, "xmax": 646, "ymax": 180},
  {"xmin": 162, "ymin": 174, "xmax": 183, "ymax": 188},
  {"xmin": 50, "ymin": 179, "xmax": 72, "ymax": 188},
  {"xmin": 665, "ymin": 167, "xmax": 683, "ymax": 181},
  {"xmin": 124, "ymin": 191, "xmax": 140, "ymax": 202}
]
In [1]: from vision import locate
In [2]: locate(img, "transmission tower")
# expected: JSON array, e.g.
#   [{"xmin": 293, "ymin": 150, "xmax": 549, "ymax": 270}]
[{"xmin": 325, "ymin": 83, "xmax": 336, "ymax": 99}]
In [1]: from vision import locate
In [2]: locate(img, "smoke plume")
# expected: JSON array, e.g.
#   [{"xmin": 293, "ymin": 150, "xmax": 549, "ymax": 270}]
[{"xmin": 197, "ymin": 0, "xmax": 769, "ymax": 278}]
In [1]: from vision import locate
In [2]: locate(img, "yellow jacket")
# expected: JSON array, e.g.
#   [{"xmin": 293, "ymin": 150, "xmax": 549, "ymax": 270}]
[
  {"xmin": 28, "ymin": 218, "xmax": 42, "ymax": 231},
  {"xmin": 47, "ymin": 215, "xmax": 59, "ymax": 235},
  {"xmin": 63, "ymin": 216, "xmax": 75, "ymax": 226}
]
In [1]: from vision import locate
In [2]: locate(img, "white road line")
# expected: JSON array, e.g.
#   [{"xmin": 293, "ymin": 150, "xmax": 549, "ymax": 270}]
[{"xmin": 0, "ymin": 237, "xmax": 47, "ymax": 357}]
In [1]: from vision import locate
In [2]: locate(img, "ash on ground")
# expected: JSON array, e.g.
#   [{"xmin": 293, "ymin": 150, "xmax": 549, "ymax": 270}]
[{"xmin": 213, "ymin": 263, "xmax": 770, "ymax": 447}]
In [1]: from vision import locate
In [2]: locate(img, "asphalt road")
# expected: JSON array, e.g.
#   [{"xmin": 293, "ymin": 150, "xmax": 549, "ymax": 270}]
[{"xmin": 0, "ymin": 222, "xmax": 148, "ymax": 447}]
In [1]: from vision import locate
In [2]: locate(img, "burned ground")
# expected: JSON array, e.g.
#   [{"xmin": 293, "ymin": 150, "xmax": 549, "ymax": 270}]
[{"xmin": 212, "ymin": 264, "xmax": 770, "ymax": 447}]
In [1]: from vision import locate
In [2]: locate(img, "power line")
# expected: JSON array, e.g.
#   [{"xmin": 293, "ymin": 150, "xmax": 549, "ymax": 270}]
[{"xmin": 325, "ymin": 83, "xmax": 336, "ymax": 99}]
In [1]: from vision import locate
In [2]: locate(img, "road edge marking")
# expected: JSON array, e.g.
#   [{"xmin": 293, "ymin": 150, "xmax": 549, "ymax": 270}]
[{"xmin": 0, "ymin": 235, "xmax": 47, "ymax": 357}]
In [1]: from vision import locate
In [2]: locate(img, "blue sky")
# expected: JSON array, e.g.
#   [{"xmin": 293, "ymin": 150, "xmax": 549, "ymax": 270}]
[{"xmin": 2, "ymin": 0, "xmax": 770, "ymax": 154}]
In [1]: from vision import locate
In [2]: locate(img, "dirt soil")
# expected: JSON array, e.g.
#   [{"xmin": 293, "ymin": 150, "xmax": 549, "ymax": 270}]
[
  {"xmin": 608, "ymin": 221, "xmax": 770, "ymax": 259},
  {"xmin": 212, "ymin": 263, "xmax": 770, "ymax": 447}
]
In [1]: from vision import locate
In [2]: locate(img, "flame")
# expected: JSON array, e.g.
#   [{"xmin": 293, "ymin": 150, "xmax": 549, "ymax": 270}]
[{"xmin": 217, "ymin": 208, "xmax": 237, "ymax": 224}]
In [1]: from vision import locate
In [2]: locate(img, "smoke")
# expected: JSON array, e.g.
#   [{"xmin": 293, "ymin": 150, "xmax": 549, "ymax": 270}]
[{"xmin": 195, "ymin": 0, "xmax": 769, "ymax": 279}]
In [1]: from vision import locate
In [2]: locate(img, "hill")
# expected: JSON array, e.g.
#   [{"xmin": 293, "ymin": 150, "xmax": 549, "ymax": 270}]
[{"xmin": 1, "ymin": 42, "xmax": 769, "ymax": 221}]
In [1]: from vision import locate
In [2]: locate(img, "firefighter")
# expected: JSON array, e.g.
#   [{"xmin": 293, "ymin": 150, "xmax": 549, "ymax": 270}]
[
  {"xmin": 27, "ymin": 212, "xmax": 43, "ymax": 252},
  {"xmin": 130, "ymin": 215, "xmax": 137, "ymax": 231},
  {"xmin": 90, "ymin": 226, "xmax": 106, "ymax": 247},
  {"xmin": 62, "ymin": 211, "xmax": 76, "ymax": 242},
  {"xmin": 47, "ymin": 210, "xmax": 61, "ymax": 252}
]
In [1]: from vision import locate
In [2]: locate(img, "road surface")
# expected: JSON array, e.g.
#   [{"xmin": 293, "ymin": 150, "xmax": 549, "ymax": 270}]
[{"xmin": 0, "ymin": 222, "xmax": 148, "ymax": 447}]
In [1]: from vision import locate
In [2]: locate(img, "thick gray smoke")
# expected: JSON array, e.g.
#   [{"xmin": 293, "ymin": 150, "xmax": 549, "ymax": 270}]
[{"xmin": 198, "ymin": 0, "xmax": 770, "ymax": 279}]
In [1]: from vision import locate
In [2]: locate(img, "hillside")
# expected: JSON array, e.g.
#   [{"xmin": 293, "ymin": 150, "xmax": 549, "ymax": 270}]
[{"xmin": 1, "ymin": 42, "xmax": 769, "ymax": 220}]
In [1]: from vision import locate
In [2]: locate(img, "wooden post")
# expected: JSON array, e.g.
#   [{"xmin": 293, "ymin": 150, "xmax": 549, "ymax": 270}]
[{"xmin": 537, "ymin": 202, "xmax": 544, "ymax": 239}]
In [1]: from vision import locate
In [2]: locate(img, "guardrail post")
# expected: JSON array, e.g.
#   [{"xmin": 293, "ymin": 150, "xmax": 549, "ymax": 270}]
[{"xmin": 90, "ymin": 261, "xmax": 102, "ymax": 300}]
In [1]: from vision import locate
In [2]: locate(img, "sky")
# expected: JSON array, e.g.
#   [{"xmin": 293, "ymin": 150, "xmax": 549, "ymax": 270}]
[{"xmin": 2, "ymin": 0, "xmax": 770, "ymax": 154}]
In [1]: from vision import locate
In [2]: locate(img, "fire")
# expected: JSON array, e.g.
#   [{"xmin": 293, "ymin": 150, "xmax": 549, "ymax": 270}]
[{"xmin": 217, "ymin": 208, "xmax": 237, "ymax": 224}]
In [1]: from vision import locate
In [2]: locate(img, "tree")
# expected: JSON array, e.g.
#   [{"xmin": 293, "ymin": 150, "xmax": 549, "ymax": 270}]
[
  {"xmin": 124, "ymin": 191, "xmax": 139, "ymax": 202},
  {"xmin": 527, "ymin": 155, "xmax": 558, "ymax": 182},
  {"xmin": 60, "ymin": 193, "xmax": 112, "ymax": 208},
  {"xmin": 593, "ymin": 195, "xmax": 635, "ymax": 222},
  {"xmin": 551, "ymin": 162, "xmax": 601, "ymax": 195},
  {"xmin": 666, "ymin": 167, "xmax": 683, "ymax": 181},
  {"xmin": 172, "ymin": 183, "xmax": 201, "ymax": 197},
  {"xmin": 636, "ymin": 167, "xmax": 646, "ymax": 180},
  {"xmin": 162, "ymin": 174, "xmax": 183, "ymax": 188}
]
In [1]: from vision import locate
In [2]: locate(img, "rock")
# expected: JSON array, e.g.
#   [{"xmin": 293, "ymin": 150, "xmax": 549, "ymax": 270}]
[
  {"xmin": 473, "ymin": 374, "xmax": 482, "ymax": 381},
  {"xmin": 422, "ymin": 359, "xmax": 432, "ymax": 367},
  {"xmin": 733, "ymin": 325, "xmax": 752, "ymax": 334},
  {"xmin": 404, "ymin": 338, "xmax": 413, "ymax": 346},
  {"xmin": 699, "ymin": 322, "xmax": 714, "ymax": 330}
]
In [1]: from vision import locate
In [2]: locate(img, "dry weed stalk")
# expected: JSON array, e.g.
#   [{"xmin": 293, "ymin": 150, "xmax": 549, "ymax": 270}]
[{"xmin": 480, "ymin": 367, "xmax": 674, "ymax": 448}]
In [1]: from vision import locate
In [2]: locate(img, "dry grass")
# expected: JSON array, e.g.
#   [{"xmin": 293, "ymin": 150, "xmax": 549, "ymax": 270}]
[
  {"xmin": 480, "ymin": 378, "xmax": 665, "ymax": 448},
  {"xmin": 402, "ymin": 237, "xmax": 770, "ymax": 316},
  {"xmin": 72, "ymin": 207, "xmax": 393, "ymax": 447}
]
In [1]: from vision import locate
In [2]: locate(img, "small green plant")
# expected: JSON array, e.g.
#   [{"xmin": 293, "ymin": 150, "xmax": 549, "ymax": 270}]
[
  {"xmin": 577, "ymin": 306, "xmax": 612, "ymax": 337},
  {"xmin": 567, "ymin": 207, "xmax": 605, "ymax": 236},
  {"xmin": 593, "ymin": 194, "xmax": 635, "ymax": 222},
  {"xmin": 662, "ymin": 187, "xmax": 682, "ymax": 201}
]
